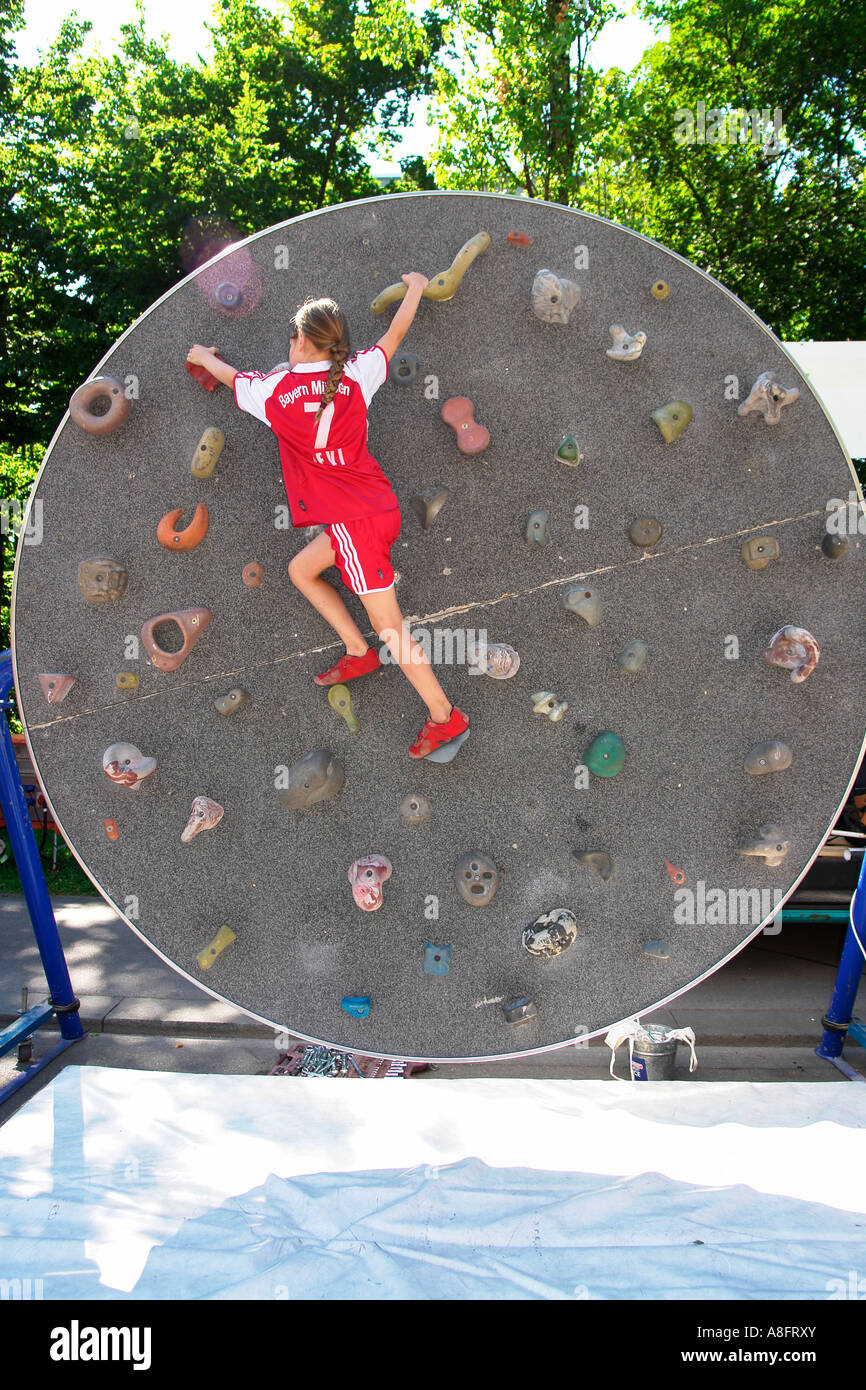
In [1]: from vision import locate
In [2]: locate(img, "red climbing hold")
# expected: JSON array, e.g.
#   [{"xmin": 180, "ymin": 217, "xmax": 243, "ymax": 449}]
[
  {"xmin": 665, "ymin": 860, "xmax": 686, "ymax": 885},
  {"xmin": 507, "ymin": 231, "xmax": 532, "ymax": 246}
]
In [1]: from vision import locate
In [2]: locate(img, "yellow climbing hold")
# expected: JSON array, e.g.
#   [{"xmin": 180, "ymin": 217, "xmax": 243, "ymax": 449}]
[
  {"xmin": 328, "ymin": 683, "xmax": 359, "ymax": 732},
  {"xmin": 196, "ymin": 924, "xmax": 236, "ymax": 971}
]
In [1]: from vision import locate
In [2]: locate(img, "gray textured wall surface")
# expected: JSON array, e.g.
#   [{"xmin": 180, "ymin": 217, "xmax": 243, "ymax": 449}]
[{"xmin": 11, "ymin": 192, "xmax": 866, "ymax": 1060}]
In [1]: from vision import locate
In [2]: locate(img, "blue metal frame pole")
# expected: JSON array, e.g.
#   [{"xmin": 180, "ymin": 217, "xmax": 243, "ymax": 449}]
[
  {"xmin": 815, "ymin": 847, "xmax": 866, "ymax": 1060},
  {"xmin": 0, "ymin": 650, "xmax": 84, "ymax": 1043}
]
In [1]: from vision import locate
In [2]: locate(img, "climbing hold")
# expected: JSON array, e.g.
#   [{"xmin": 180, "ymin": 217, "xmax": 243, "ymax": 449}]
[
  {"xmin": 455, "ymin": 852, "xmax": 499, "ymax": 906},
  {"xmin": 665, "ymin": 860, "xmax": 686, "ymax": 885},
  {"xmin": 341, "ymin": 996, "xmax": 371, "ymax": 1019},
  {"xmin": 393, "ymin": 350, "xmax": 419, "ymax": 385},
  {"xmin": 348, "ymin": 854, "xmax": 392, "ymax": 912},
  {"xmin": 522, "ymin": 908, "xmax": 578, "ymax": 958},
  {"xmin": 242, "ymin": 562, "xmax": 264, "ymax": 588},
  {"xmin": 525, "ymin": 510, "xmax": 549, "ymax": 545},
  {"xmin": 102, "ymin": 742, "xmax": 157, "ymax": 790},
  {"xmin": 573, "ymin": 850, "xmax": 613, "ymax": 882},
  {"xmin": 642, "ymin": 940, "xmax": 670, "ymax": 959},
  {"xmin": 584, "ymin": 732, "xmax": 625, "ymax": 778},
  {"xmin": 115, "ymin": 673, "xmax": 139, "ymax": 690},
  {"xmin": 531, "ymin": 691, "xmax": 568, "ymax": 722},
  {"xmin": 531, "ymin": 268, "xmax": 581, "ymax": 325},
  {"xmin": 628, "ymin": 518, "xmax": 662, "ymax": 548},
  {"xmin": 441, "ymin": 397, "xmax": 490, "ymax": 455},
  {"xmin": 157, "ymin": 503, "xmax": 209, "ymax": 552},
  {"xmin": 78, "ymin": 557, "xmax": 128, "ymax": 604},
  {"xmin": 279, "ymin": 749, "xmax": 345, "ymax": 810},
  {"xmin": 741, "ymin": 536, "xmax": 779, "ymax": 570},
  {"xmin": 650, "ymin": 280, "xmax": 670, "ymax": 300},
  {"xmin": 196, "ymin": 925, "xmax": 236, "ymax": 971},
  {"xmin": 214, "ymin": 688, "xmax": 248, "ymax": 716},
  {"xmin": 555, "ymin": 434, "xmax": 582, "ymax": 467},
  {"xmin": 104, "ymin": 819, "xmax": 119, "ymax": 841},
  {"xmin": 563, "ymin": 586, "xmax": 602, "ymax": 627},
  {"xmin": 424, "ymin": 943, "xmax": 451, "ymax": 975},
  {"xmin": 738, "ymin": 823, "xmax": 791, "ymax": 868},
  {"xmin": 763, "ymin": 625, "xmax": 820, "ymax": 683},
  {"xmin": 190, "ymin": 426, "xmax": 225, "ymax": 477},
  {"xmin": 607, "ymin": 324, "xmax": 647, "ymax": 361},
  {"xmin": 507, "ymin": 231, "xmax": 531, "ymax": 246},
  {"xmin": 215, "ymin": 281, "xmax": 242, "ymax": 309},
  {"xmin": 652, "ymin": 400, "xmax": 692, "ymax": 443},
  {"xmin": 69, "ymin": 376, "xmax": 130, "ymax": 435},
  {"xmin": 370, "ymin": 231, "xmax": 491, "ymax": 312},
  {"xmin": 181, "ymin": 796, "xmax": 224, "ymax": 843},
  {"xmin": 738, "ymin": 371, "xmax": 800, "ymax": 424},
  {"xmin": 424, "ymin": 728, "xmax": 471, "ymax": 764},
  {"xmin": 821, "ymin": 531, "xmax": 849, "ymax": 560},
  {"xmin": 185, "ymin": 354, "xmax": 224, "ymax": 393},
  {"xmin": 503, "ymin": 997, "xmax": 537, "ymax": 1024},
  {"xmin": 328, "ymin": 683, "xmax": 359, "ymax": 732},
  {"xmin": 141, "ymin": 607, "xmax": 212, "ymax": 672},
  {"xmin": 467, "ymin": 640, "xmax": 521, "ymax": 679},
  {"xmin": 410, "ymin": 487, "xmax": 450, "ymax": 530},
  {"xmin": 400, "ymin": 793, "xmax": 431, "ymax": 826},
  {"xmin": 618, "ymin": 640, "xmax": 647, "ymax": 673},
  {"xmin": 38, "ymin": 674, "xmax": 75, "ymax": 704},
  {"xmin": 744, "ymin": 740, "xmax": 792, "ymax": 775}
]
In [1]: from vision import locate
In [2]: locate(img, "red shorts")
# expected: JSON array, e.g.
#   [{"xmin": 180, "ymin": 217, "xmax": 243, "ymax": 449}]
[{"xmin": 325, "ymin": 507, "xmax": 402, "ymax": 596}]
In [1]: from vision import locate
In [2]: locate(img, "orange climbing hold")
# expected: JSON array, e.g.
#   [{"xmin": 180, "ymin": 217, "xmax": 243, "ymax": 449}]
[
  {"xmin": 507, "ymin": 231, "xmax": 531, "ymax": 246},
  {"xmin": 104, "ymin": 819, "xmax": 119, "ymax": 841},
  {"xmin": 157, "ymin": 503, "xmax": 209, "ymax": 551},
  {"xmin": 665, "ymin": 860, "xmax": 686, "ymax": 885},
  {"xmin": 441, "ymin": 397, "xmax": 490, "ymax": 456}
]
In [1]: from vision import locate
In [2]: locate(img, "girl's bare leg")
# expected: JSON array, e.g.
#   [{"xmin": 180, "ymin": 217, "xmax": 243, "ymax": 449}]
[
  {"xmin": 360, "ymin": 586, "xmax": 453, "ymax": 724},
  {"xmin": 287, "ymin": 533, "xmax": 369, "ymax": 656}
]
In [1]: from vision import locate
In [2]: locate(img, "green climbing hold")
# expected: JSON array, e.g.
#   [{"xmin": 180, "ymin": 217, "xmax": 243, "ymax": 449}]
[
  {"xmin": 584, "ymin": 731, "xmax": 625, "ymax": 778},
  {"xmin": 652, "ymin": 400, "xmax": 692, "ymax": 443},
  {"xmin": 555, "ymin": 433, "xmax": 582, "ymax": 467}
]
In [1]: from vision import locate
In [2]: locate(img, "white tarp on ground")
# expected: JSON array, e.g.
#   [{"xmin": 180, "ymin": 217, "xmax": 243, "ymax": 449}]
[
  {"xmin": 783, "ymin": 341, "xmax": 866, "ymax": 459},
  {"xmin": 0, "ymin": 1068, "xmax": 864, "ymax": 1300}
]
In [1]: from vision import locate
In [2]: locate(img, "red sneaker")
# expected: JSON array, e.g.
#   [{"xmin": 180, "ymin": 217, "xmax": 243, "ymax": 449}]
[
  {"xmin": 314, "ymin": 648, "xmax": 381, "ymax": 687},
  {"xmin": 409, "ymin": 706, "xmax": 470, "ymax": 759}
]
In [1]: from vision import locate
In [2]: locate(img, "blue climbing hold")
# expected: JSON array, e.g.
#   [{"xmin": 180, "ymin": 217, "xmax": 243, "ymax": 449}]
[
  {"xmin": 341, "ymin": 996, "xmax": 371, "ymax": 1019},
  {"xmin": 424, "ymin": 943, "xmax": 451, "ymax": 975}
]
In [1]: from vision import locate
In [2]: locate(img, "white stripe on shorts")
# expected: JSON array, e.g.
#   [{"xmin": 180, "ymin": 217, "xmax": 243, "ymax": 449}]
[{"xmin": 332, "ymin": 523, "xmax": 366, "ymax": 594}]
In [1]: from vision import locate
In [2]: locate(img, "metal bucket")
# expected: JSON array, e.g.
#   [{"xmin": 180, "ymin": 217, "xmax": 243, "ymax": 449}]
[{"xmin": 630, "ymin": 1023, "xmax": 679, "ymax": 1080}]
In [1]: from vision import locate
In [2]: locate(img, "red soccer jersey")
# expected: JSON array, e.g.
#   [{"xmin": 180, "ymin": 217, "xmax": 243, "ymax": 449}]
[{"xmin": 232, "ymin": 345, "xmax": 398, "ymax": 525}]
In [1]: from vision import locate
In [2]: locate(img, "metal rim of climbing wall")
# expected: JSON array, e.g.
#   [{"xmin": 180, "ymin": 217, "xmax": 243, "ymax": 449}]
[{"xmin": 10, "ymin": 190, "xmax": 866, "ymax": 1062}]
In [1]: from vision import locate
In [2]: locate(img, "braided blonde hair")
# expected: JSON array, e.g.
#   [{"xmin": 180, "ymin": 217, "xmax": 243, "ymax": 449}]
[{"xmin": 290, "ymin": 297, "xmax": 352, "ymax": 423}]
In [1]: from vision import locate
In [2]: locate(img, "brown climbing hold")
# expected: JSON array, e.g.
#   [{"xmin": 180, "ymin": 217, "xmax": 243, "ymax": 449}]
[
  {"xmin": 279, "ymin": 749, "xmax": 345, "ymax": 810},
  {"xmin": 821, "ymin": 531, "xmax": 849, "ymax": 560},
  {"xmin": 441, "ymin": 397, "xmax": 490, "ymax": 456},
  {"xmin": 115, "ymin": 673, "xmax": 139, "ymax": 690},
  {"xmin": 665, "ymin": 860, "xmax": 686, "ymax": 885},
  {"xmin": 214, "ymin": 689, "xmax": 248, "ymax": 716},
  {"xmin": 78, "ymin": 558, "xmax": 128, "ymax": 604},
  {"xmin": 455, "ymin": 852, "xmax": 499, "ymax": 906},
  {"xmin": 242, "ymin": 562, "xmax": 264, "ymax": 588},
  {"xmin": 741, "ymin": 536, "xmax": 779, "ymax": 570},
  {"xmin": 574, "ymin": 851, "xmax": 613, "ymax": 882},
  {"xmin": 104, "ymin": 819, "xmax": 119, "ymax": 841},
  {"xmin": 507, "ymin": 231, "xmax": 531, "ymax": 246},
  {"xmin": 744, "ymin": 740, "xmax": 792, "ymax": 775},
  {"xmin": 652, "ymin": 400, "xmax": 692, "ymax": 443},
  {"xmin": 738, "ymin": 823, "xmax": 791, "ymax": 868},
  {"xmin": 764, "ymin": 625, "xmax": 820, "ymax": 683},
  {"xmin": 629, "ymin": 518, "xmax": 662, "ymax": 548},
  {"xmin": 190, "ymin": 426, "xmax": 225, "ymax": 477},
  {"xmin": 400, "ymin": 793, "xmax": 431, "ymax": 826},
  {"xmin": 348, "ymin": 854, "xmax": 393, "ymax": 911},
  {"xmin": 38, "ymin": 674, "xmax": 75, "ymax": 704},
  {"xmin": 141, "ymin": 607, "xmax": 212, "ymax": 672},
  {"xmin": 103, "ymin": 742, "xmax": 157, "ymax": 790},
  {"xmin": 651, "ymin": 280, "xmax": 670, "ymax": 300},
  {"xmin": 181, "ymin": 796, "xmax": 224, "ymax": 843},
  {"xmin": 157, "ymin": 504, "xmax": 209, "ymax": 552},
  {"xmin": 410, "ymin": 487, "xmax": 450, "ymax": 530},
  {"xmin": 69, "ymin": 376, "xmax": 130, "ymax": 435}
]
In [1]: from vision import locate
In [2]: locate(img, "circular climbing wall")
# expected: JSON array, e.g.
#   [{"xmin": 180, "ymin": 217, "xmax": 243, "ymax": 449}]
[{"xmin": 11, "ymin": 191, "xmax": 866, "ymax": 1061}]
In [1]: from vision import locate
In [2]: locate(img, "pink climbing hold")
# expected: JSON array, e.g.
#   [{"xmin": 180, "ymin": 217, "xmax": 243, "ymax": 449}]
[
  {"xmin": 348, "ymin": 855, "xmax": 393, "ymax": 912},
  {"xmin": 181, "ymin": 796, "xmax": 225, "ymax": 843},
  {"xmin": 763, "ymin": 625, "xmax": 820, "ymax": 683}
]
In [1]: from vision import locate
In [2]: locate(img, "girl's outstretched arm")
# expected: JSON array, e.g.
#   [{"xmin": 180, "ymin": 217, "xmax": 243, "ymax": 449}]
[
  {"xmin": 376, "ymin": 272, "xmax": 429, "ymax": 362},
  {"xmin": 186, "ymin": 344, "xmax": 238, "ymax": 389}
]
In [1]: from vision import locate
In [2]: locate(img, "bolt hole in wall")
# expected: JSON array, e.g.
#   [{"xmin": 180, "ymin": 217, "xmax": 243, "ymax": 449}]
[{"xmin": 10, "ymin": 193, "xmax": 866, "ymax": 1060}]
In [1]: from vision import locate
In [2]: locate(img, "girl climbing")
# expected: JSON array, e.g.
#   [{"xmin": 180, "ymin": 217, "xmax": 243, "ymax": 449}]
[{"xmin": 186, "ymin": 273, "xmax": 469, "ymax": 760}]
